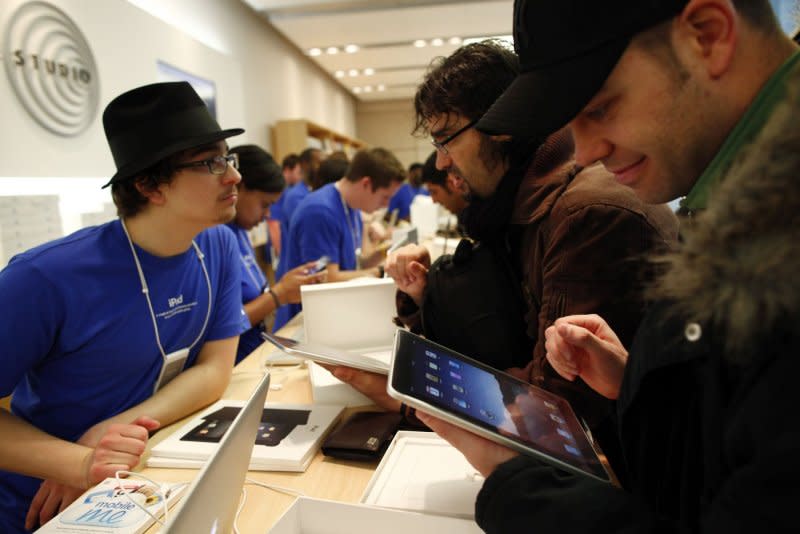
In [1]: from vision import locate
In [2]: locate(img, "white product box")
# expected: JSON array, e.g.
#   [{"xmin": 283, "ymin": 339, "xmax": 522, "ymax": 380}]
[
  {"xmin": 409, "ymin": 196, "xmax": 439, "ymax": 239},
  {"xmin": 301, "ymin": 277, "xmax": 397, "ymax": 357},
  {"xmin": 269, "ymin": 496, "xmax": 482, "ymax": 534},
  {"xmin": 148, "ymin": 401, "xmax": 343, "ymax": 472},
  {"xmin": 361, "ymin": 431, "xmax": 483, "ymax": 519},
  {"xmin": 308, "ymin": 362, "xmax": 373, "ymax": 407}
]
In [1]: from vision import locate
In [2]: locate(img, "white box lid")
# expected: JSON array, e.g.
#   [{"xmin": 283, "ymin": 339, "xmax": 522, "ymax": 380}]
[{"xmin": 360, "ymin": 431, "xmax": 483, "ymax": 519}]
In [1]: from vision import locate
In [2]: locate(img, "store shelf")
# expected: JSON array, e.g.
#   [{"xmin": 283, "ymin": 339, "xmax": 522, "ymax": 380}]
[{"xmin": 271, "ymin": 119, "xmax": 367, "ymax": 162}]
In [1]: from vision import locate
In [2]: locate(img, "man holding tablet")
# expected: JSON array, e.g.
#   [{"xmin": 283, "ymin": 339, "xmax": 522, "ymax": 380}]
[
  {"xmin": 274, "ymin": 148, "xmax": 406, "ymax": 330},
  {"xmin": 424, "ymin": 1, "xmax": 800, "ymax": 532},
  {"xmin": 332, "ymin": 40, "xmax": 677, "ymax": 476}
]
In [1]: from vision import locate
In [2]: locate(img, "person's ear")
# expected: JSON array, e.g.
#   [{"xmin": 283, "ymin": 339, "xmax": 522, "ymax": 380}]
[
  {"xmin": 359, "ymin": 176, "xmax": 372, "ymax": 191},
  {"xmin": 135, "ymin": 177, "xmax": 167, "ymax": 206},
  {"xmin": 676, "ymin": 0, "xmax": 737, "ymax": 79}
]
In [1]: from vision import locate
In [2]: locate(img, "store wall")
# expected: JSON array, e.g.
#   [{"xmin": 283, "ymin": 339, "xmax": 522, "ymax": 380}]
[
  {"xmin": 356, "ymin": 99, "xmax": 432, "ymax": 170},
  {"xmin": 0, "ymin": 0, "xmax": 357, "ymax": 181}
]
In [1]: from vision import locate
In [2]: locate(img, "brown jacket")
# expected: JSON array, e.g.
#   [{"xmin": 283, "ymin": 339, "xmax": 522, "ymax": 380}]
[
  {"xmin": 512, "ymin": 154, "xmax": 678, "ymax": 422},
  {"xmin": 396, "ymin": 132, "xmax": 678, "ymax": 428}
]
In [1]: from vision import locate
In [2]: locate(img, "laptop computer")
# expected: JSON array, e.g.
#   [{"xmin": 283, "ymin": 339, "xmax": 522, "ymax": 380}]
[
  {"xmin": 301, "ymin": 277, "xmax": 398, "ymax": 366},
  {"xmin": 161, "ymin": 371, "xmax": 271, "ymax": 533}
]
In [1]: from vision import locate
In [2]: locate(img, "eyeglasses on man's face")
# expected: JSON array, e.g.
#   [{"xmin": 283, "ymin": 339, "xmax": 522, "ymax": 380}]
[
  {"xmin": 431, "ymin": 119, "xmax": 477, "ymax": 155},
  {"xmin": 174, "ymin": 153, "xmax": 239, "ymax": 175}
]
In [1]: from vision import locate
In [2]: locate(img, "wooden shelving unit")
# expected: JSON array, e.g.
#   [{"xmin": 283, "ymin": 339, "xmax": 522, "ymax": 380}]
[{"xmin": 270, "ymin": 119, "xmax": 367, "ymax": 162}]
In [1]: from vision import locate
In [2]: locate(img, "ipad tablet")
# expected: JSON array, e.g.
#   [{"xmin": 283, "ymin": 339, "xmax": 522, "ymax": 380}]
[
  {"xmin": 387, "ymin": 329, "xmax": 613, "ymax": 483},
  {"xmin": 261, "ymin": 332, "xmax": 390, "ymax": 375}
]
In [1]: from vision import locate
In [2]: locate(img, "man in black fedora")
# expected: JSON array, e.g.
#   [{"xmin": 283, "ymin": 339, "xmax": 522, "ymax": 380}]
[
  {"xmin": 0, "ymin": 81, "xmax": 247, "ymax": 532},
  {"xmin": 420, "ymin": 1, "xmax": 800, "ymax": 532}
]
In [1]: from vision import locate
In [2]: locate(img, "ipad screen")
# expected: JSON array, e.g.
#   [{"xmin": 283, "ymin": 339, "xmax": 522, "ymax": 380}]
[{"xmin": 391, "ymin": 330, "xmax": 610, "ymax": 482}]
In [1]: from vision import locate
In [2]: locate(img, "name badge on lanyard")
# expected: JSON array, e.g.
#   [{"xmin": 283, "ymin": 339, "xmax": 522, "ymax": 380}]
[
  {"xmin": 120, "ymin": 218, "xmax": 213, "ymax": 397},
  {"xmin": 153, "ymin": 347, "xmax": 190, "ymax": 394}
]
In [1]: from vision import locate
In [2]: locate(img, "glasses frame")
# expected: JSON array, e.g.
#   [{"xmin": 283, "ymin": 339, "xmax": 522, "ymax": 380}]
[
  {"xmin": 173, "ymin": 153, "xmax": 239, "ymax": 175},
  {"xmin": 431, "ymin": 119, "xmax": 477, "ymax": 155}
]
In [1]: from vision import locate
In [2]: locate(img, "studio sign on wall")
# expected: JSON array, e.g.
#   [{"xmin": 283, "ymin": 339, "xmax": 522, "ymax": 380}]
[{"xmin": 3, "ymin": 1, "xmax": 99, "ymax": 136}]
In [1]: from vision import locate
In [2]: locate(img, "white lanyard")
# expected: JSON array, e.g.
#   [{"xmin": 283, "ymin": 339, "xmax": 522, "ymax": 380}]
[
  {"xmin": 120, "ymin": 219, "xmax": 212, "ymax": 360},
  {"xmin": 338, "ymin": 190, "xmax": 362, "ymax": 264}
]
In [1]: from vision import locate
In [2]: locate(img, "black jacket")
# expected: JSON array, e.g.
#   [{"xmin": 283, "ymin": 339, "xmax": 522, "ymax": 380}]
[{"xmin": 476, "ymin": 55, "xmax": 800, "ymax": 534}]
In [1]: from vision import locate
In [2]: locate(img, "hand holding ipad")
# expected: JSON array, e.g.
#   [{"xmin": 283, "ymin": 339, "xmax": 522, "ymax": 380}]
[
  {"xmin": 261, "ymin": 332, "xmax": 390, "ymax": 375},
  {"xmin": 387, "ymin": 329, "xmax": 613, "ymax": 483}
]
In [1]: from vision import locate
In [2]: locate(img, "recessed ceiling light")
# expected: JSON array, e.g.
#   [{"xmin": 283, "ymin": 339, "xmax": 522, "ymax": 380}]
[
  {"xmin": 363, "ymin": 68, "xmax": 375, "ymax": 76},
  {"xmin": 335, "ymin": 70, "xmax": 345, "ymax": 78},
  {"xmin": 309, "ymin": 48, "xmax": 322, "ymax": 56},
  {"xmin": 413, "ymin": 39, "xmax": 427, "ymax": 48},
  {"xmin": 353, "ymin": 87, "xmax": 362, "ymax": 94},
  {"xmin": 348, "ymin": 69, "xmax": 359, "ymax": 77},
  {"xmin": 344, "ymin": 44, "xmax": 359, "ymax": 53},
  {"xmin": 448, "ymin": 36, "xmax": 462, "ymax": 45},
  {"xmin": 326, "ymin": 46, "xmax": 339, "ymax": 54},
  {"xmin": 431, "ymin": 38, "xmax": 444, "ymax": 46},
  {"xmin": 377, "ymin": 84, "xmax": 386, "ymax": 92},
  {"xmin": 363, "ymin": 86, "xmax": 373, "ymax": 93}
]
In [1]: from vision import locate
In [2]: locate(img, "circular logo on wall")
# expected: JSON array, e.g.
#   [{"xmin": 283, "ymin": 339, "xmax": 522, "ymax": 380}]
[{"xmin": 3, "ymin": 1, "xmax": 99, "ymax": 137}]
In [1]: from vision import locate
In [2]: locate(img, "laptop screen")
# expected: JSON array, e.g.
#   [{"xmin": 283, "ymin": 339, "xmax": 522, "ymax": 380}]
[{"xmin": 161, "ymin": 372, "xmax": 271, "ymax": 533}]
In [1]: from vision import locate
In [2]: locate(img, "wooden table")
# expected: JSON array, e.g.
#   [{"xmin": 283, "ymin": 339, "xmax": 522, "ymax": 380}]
[{"xmin": 140, "ymin": 316, "xmax": 381, "ymax": 532}]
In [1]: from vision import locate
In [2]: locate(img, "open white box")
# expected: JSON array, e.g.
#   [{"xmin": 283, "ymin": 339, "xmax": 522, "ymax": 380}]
[
  {"xmin": 301, "ymin": 277, "xmax": 398, "ymax": 406},
  {"xmin": 301, "ymin": 277, "xmax": 397, "ymax": 355},
  {"xmin": 269, "ymin": 497, "xmax": 482, "ymax": 534},
  {"xmin": 360, "ymin": 431, "xmax": 483, "ymax": 519}
]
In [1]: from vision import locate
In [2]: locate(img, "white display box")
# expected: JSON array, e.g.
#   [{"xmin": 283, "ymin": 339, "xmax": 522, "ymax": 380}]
[
  {"xmin": 308, "ymin": 362, "xmax": 373, "ymax": 407},
  {"xmin": 301, "ymin": 277, "xmax": 398, "ymax": 356},
  {"xmin": 148, "ymin": 401, "xmax": 343, "ymax": 472},
  {"xmin": 360, "ymin": 431, "xmax": 483, "ymax": 519},
  {"xmin": 410, "ymin": 196, "xmax": 439, "ymax": 239},
  {"xmin": 269, "ymin": 496, "xmax": 482, "ymax": 534}
]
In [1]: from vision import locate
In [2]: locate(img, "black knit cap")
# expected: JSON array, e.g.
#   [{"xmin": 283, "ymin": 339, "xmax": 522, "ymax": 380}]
[
  {"xmin": 477, "ymin": 0, "xmax": 688, "ymax": 140},
  {"xmin": 102, "ymin": 81, "xmax": 244, "ymax": 187}
]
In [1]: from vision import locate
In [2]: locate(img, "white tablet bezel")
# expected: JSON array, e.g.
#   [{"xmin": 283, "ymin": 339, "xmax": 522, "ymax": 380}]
[{"xmin": 261, "ymin": 331, "xmax": 390, "ymax": 375}]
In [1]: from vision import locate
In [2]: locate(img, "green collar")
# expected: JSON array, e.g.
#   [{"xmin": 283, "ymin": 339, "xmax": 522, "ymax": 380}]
[{"xmin": 681, "ymin": 50, "xmax": 800, "ymax": 211}]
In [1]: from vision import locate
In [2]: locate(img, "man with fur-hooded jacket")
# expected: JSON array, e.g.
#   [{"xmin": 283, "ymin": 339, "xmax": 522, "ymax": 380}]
[{"xmin": 421, "ymin": 0, "xmax": 800, "ymax": 532}]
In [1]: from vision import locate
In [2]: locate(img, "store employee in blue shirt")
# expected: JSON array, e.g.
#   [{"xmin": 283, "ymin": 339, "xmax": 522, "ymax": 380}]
[
  {"xmin": 226, "ymin": 145, "xmax": 325, "ymax": 362},
  {"xmin": 273, "ymin": 148, "xmax": 406, "ymax": 330},
  {"xmin": 0, "ymin": 82, "xmax": 246, "ymax": 533},
  {"xmin": 386, "ymin": 161, "xmax": 429, "ymax": 221}
]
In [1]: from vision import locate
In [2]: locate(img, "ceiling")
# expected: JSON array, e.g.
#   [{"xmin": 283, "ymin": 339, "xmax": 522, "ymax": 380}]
[{"xmin": 241, "ymin": 0, "xmax": 513, "ymax": 101}]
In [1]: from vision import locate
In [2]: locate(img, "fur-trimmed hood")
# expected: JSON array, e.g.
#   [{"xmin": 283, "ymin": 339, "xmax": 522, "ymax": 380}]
[{"xmin": 653, "ymin": 64, "xmax": 800, "ymax": 362}]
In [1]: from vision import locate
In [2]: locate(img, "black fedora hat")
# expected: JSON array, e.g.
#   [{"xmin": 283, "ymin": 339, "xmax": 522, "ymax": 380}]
[
  {"xmin": 476, "ymin": 0, "xmax": 687, "ymax": 140},
  {"xmin": 102, "ymin": 81, "xmax": 244, "ymax": 187}
]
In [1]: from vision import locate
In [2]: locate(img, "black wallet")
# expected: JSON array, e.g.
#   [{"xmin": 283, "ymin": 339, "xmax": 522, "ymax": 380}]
[{"xmin": 321, "ymin": 411, "xmax": 403, "ymax": 461}]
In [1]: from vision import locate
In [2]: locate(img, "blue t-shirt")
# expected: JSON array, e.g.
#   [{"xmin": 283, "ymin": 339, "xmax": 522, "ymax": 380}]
[
  {"xmin": 0, "ymin": 220, "xmax": 243, "ymax": 533},
  {"xmin": 387, "ymin": 183, "xmax": 429, "ymax": 221},
  {"xmin": 275, "ymin": 182, "xmax": 310, "ymax": 281},
  {"xmin": 273, "ymin": 183, "xmax": 362, "ymax": 330},
  {"xmin": 227, "ymin": 222, "xmax": 269, "ymax": 364}
]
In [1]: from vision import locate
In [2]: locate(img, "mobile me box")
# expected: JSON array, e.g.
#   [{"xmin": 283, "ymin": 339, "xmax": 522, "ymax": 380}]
[
  {"xmin": 269, "ymin": 497, "xmax": 482, "ymax": 534},
  {"xmin": 301, "ymin": 278, "xmax": 398, "ymax": 405},
  {"xmin": 360, "ymin": 431, "xmax": 483, "ymax": 519}
]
